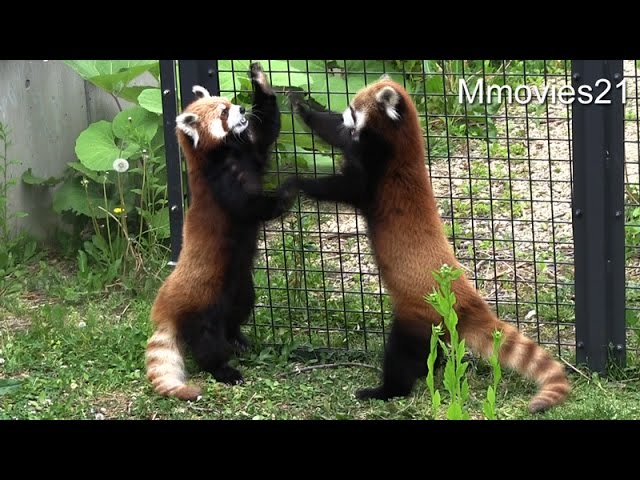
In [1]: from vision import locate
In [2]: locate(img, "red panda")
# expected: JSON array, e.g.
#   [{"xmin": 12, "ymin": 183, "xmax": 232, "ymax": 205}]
[
  {"xmin": 145, "ymin": 62, "xmax": 297, "ymax": 401},
  {"xmin": 287, "ymin": 77, "xmax": 570, "ymax": 413}
]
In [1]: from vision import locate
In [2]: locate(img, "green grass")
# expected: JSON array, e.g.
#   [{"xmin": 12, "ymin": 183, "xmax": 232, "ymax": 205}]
[{"xmin": 1, "ymin": 260, "xmax": 639, "ymax": 420}]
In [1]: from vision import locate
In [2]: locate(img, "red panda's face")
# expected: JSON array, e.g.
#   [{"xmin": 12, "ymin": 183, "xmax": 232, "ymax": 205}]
[
  {"xmin": 175, "ymin": 85, "xmax": 248, "ymax": 151},
  {"xmin": 341, "ymin": 79, "xmax": 405, "ymax": 141}
]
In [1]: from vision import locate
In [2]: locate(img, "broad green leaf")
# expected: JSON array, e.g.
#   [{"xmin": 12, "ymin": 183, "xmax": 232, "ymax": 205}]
[
  {"xmin": 456, "ymin": 362, "xmax": 469, "ymax": 379},
  {"xmin": 446, "ymin": 403, "xmax": 462, "ymax": 420},
  {"xmin": 457, "ymin": 340, "xmax": 466, "ymax": 363},
  {"xmin": 92, "ymin": 233, "xmax": 111, "ymax": 254},
  {"xmin": 64, "ymin": 60, "xmax": 156, "ymax": 79},
  {"xmin": 75, "ymin": 121, "xmax": 125, "ymax": 172},
  {"xmin": 483, "ymin": 404, "xmax": 496, "ymax": 420},
  {"xmin": 138, "ymin": 88, "xmax": 163, "ymax": 114},
  {"xmin": 148, "ymin": 207, "xmax": 170, "ymax": 239},
  {"xmin": 487, "ymin": 386, "xmax": 496, "ymax": 404},
  {"xmin": 433, "ymin": 390, "xmax": 441, "ymax": 409},
  {"xmin": 112, "ymin": 107, "xmax": 158, "ymax": 143},
  {"xmin": 67, "ymin": 161, "xmax": 113, "ymax": 184},
  {"xmin": 64, "ymin": 61, "xmax": 158, "ymax": 96},
  {"xmin": 218, "ymin": 60, "xmax": 311, "ymax": 93},
  {"xmin": 461, "ymin": 378, "xmax": 470, "ymax": 401},
  {"xmin": 22, "ymin": 168, "xmax": 63, "ymax": 187},
  {"xmin": 313, "ymin": 155, "xmax": 337, "ymax": 173},
  {"xmin": 52, "ymin": 178, "xmax": 114, "ymax": 219},
  {"xmin": 119, "ymin": 86, "xmax": 151, "ymax": 104}
]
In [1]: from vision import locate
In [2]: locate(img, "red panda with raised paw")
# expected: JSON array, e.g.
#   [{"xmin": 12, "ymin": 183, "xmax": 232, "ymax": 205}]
[
  {"xmin": 288, "ymin": 78, "xmax": 570, "ymax": 413},
  {"xmin": 145, "ymin": 62, "xmax": 297, "ymax": 401}
]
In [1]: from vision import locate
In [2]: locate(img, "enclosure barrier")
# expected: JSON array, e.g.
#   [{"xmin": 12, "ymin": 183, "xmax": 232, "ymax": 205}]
[{"xmin": 159, "ymin": 60, "xmax": 634, "ymax": 373}]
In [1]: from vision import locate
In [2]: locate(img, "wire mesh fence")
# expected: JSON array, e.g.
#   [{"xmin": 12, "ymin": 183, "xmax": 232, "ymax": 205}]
[
  {"xmin": 209, "ymin": 60, "xmax": 576, "ymax": 359},
  {"xmin": 624, "ymin": 61, "xmax": 640, "ymax": 357},
  {"xmin": 162, "ymin": 59, "xmax": 637, "ymax": 368}
]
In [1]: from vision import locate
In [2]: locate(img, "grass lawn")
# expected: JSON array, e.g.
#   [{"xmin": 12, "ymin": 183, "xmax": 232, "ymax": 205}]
[{"xmin": 1, "ymin": 261, "xmax": 639, "ymax": 420}]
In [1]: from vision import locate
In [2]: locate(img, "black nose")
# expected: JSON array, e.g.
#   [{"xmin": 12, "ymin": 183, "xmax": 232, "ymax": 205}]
[{"xmin": 239, "ymin": 106, "xmax": 246, "ymax": 114}]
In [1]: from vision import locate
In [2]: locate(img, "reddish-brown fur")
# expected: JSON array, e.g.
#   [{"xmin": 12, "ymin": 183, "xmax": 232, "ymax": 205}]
[
  {"xmin": 369, "ymin": 81, "xmax": 569, "ymax": 412},
  {"xmin": 307, "ymin": 80, "xmax": 571, "ymax": 412},
  {"xmin": 145, "ymin": 97, "xmax": 235, "ymax": 401}
]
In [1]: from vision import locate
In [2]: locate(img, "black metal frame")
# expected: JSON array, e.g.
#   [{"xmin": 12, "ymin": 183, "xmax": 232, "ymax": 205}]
[
  {"xmin": 161, "ymin": 59, "xmax": 630, "ymax": 373},
  {"xmin": 571, "ymin": 60, "xmax": 626, "ymax": 372},
  {"xmin": 161, "ymin": 61, "xmax": 221, "ymax": 265}
]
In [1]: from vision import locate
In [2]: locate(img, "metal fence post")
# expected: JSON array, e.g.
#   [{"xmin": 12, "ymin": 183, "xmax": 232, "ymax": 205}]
[
  {"xmin": 571, "ymin": 60, "xmax": 626, "ymax": 372},
  {"xmin": 178, "ymin": 61, "xmax": 221, "ymax": 109},
  {"xmin": 159, "ymin": 60, "xmax": 183, "ymax": 266},
  {"xmin": 160, "ymin": 60, "xmax": 221, "ymax": 265}
]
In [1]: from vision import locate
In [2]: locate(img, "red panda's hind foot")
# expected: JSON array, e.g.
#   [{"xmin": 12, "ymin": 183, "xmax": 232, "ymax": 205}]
[
  {"xmin": 355, "ymin": 386, "xmax": 406, "ymax": 401},
  {"xmin": 212, "ymin": 365, "xmax": 245, "ymax": 386},
  {"xmin": 355, "ymin": 321, "xmax": 428, "ymax": 402}
]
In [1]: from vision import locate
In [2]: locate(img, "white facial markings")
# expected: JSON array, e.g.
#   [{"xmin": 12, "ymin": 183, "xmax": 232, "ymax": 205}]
[
  {"xmin": 342, "ymin": 108, "xmax": 355, "ymax": 129},
  {"xmin": 342, "ymin": 106, "xmax": 367, "ymax": 139},
  {"xmin": 355, "ymin": 110, "xmax": 367, "ymax": 130},
  {"xmin": 209, "ymin": 118, "xmax": 226, "ymax": 139},
  {"xmin": 227, "ymin": 104, "xmax": 249, "ymax": 134}
]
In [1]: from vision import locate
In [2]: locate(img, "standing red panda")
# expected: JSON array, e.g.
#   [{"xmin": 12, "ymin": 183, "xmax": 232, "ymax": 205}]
[
  {"xmin": 145, "ymin": 63, "xmax": 297, "ymax": 401},
  {"xmin": 288, "ymin": 77, "xmax": 570, "ymax": 413}
]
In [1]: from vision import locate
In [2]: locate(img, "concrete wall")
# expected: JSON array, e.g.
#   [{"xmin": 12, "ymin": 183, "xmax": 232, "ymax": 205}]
[{"xmin": 0, "ymin": 60, "xmax": 154, "ymax": 240}]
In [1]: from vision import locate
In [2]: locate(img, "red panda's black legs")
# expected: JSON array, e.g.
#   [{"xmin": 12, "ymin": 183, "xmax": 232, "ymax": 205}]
[
  {"xmin": 211, "ymin": 163, "xmax": 298, "ymax": 222},
  {"xmin": 290, "ymin": 97, "xmax": 351, "ymax": 150},
  {"xmin": 225, "ymin": 273, "xmax": 255, "ymax": 353},
  {"xmin": 356, "ymin": 320, "xmax": 431, "ymax": 401},
  {"xmin": 249, "ymin": 62, "xmax": 280, "ymax": 155},
  {"xmin": 288, "ymin": 168, "xmax": 366, "ymax": 208},
  {"xmin": 179, "ymin": 305, "xmax": 244, "ymax": 386}
]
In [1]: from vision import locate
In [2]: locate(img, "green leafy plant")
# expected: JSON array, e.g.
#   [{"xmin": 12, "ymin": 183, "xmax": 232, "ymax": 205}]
[
  {"xmin": 426, "ymin": 323, "xmax": 443, "ymax": 417},
  {"xmin": 25, "ymin": 61, "xmax": 169, "ymax": 294},
  {"xmin": 0, "ymin": 122, "xmax": 38, "ymax": 298},
  {"xmin": 425, "ymin": 264, "xmax": 506, "ymax": 420},
  {"xmin": 425, "ymin": 264, "xmax": 470, "ymax": 420},
  {"xmin": 482, "ymin": 329, "xmax": 504, "ymax": 420}
]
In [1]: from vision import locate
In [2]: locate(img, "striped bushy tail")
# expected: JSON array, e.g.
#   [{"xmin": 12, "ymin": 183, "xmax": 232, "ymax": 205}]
[
  {"xmin": 145, "ymin": 323, "xmax": 202, "ymax": 401},
  {"xmin": 460, "ymin": 312, "xmax": 571, "ymax": 413}
]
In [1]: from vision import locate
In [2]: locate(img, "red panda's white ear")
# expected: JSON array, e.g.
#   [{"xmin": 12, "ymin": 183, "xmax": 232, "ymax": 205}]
[
  {"xmin": 379, "ymin": 73, "xmax": 391, "ymax": 81},
  {"xmin": 176, "ymin": 113, "xmax": 200, "ymax": 147},
  {"xmin": 376, "ymin": 86, "xmax": 400, "ymax": 121},
  {"xmin": 192, "ymin": 85, "xmax": 211, "ymax": 99}
]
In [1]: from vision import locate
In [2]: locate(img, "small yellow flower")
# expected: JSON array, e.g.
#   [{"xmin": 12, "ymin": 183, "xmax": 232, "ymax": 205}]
[{"xmin": 114, "ymin": 207, "xmax": 125, "ymax": 214}]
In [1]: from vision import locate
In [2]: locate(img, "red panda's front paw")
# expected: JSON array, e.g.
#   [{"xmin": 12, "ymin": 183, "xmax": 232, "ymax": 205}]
[
  {"xmin": 288, "ymin": 92, "xmax": 311, "ymax": 120},
  {"xmin": 277, "ymin": 177, "xmax": 300, "ymax": 210},
  {"xmin": 250, "ymin": 62, "xmax": 274, "ymax": 95}
]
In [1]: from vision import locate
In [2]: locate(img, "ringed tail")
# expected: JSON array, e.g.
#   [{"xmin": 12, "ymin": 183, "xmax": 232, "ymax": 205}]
[
  {"xmin": 145, "ymin": 323, "xmax": 202, "ymax": 401},
  {"xmin": 459, "ymin": 313, "xmax": 571, "ymax": 413}
]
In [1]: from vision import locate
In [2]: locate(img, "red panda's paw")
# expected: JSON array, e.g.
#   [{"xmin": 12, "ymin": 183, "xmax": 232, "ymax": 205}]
[
  {"xmin": 213, "ymin": 365, "xmax": 245, "ymax": 386},
  {"xmin": 287, "ymin": 91, "xmax": 305, "ymax": 112},
  {"xmin": 288, "ymin": 94, "xmax": 312, "ymax": 122},
  {"xmin": 277, "ymin": 177, "xmax": 300, "ymax": 210},
  {"xmin": 355, "ymin": 386, "xmax": 390, "ymax": 401},
  {"xmin": 250, "ymin": 62, "xmax": 274, "ymax": 96}
]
